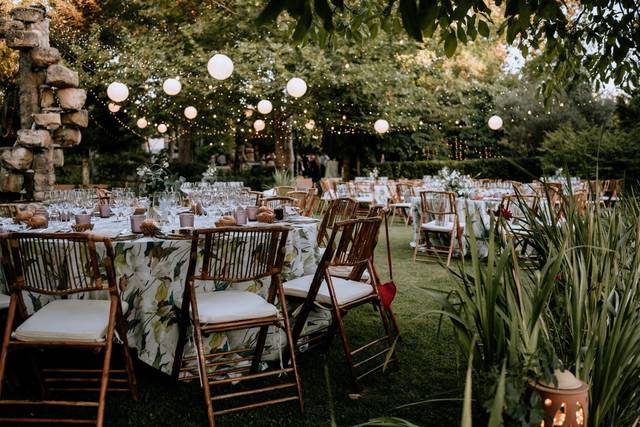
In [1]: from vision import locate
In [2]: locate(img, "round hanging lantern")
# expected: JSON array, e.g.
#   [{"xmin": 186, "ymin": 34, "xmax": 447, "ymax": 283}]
[
  {"xmin": 531, "ymin": 369, "xmax": 588, "ymax": 427},
  {"xmin": 305, "ymin": 120, "xmax": 315, "ymax": 130},
  {"xmin": 157, "ymin": 123, "xmax": 168, "ymax": 133},
  {"xmin": 107, "ymin": 82, "xmax": 129, "ymax": 103},
  {"xmin": 286, "ymin": 77, "xmax": 307, "ymax": 98},
  {"xmin": 184, "ymin": 106, "xmax": 198, "ymax": 120},
  {"xmin": 374, "ymin": 119, "xmax": 389, "ymax": 134},
  {"xmin": 207, "ymin": 54, "xmax": 234, "ymax": 80},
  {"xmin": 253, "ymin": 119, "xmax": 265, "ymax": 132},
  {"xmin": 488, "ymin": 115, "xmax": 503, "ymax": 130},
  {"xmin": 163, "ymin": 78, "xmax": 182, "ymax": 96},
  {"xmin": 108, "ymin": 102, "xmax": 120, "ymax": 113},
  {"xmin": 257, "ymin": 100, "xmax": 273, "ymax": 115},
  {"xmin": 136, "ymin": 118, "xmax": 148, "ymax": 129}
]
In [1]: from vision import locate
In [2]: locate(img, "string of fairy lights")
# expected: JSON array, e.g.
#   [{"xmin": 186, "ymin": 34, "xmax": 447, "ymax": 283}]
[{"xmin": 44, "ymin": 15, "xmax": 607, "ymax": 162}]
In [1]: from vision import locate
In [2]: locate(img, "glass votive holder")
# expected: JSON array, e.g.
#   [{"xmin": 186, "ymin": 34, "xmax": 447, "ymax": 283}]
[
  {"xmin": 246, "ymin": 206, "xmax": 258, "ymax": 221},
  {"xmin": 179, "ymin": 213, "xmax": 195, "ymax": 228},
  {"xmin": 75, "ymin": 214, "xmax": 91, "ymax": 225},
  {"xmin": 99, "ymin": 204, "xmax": 111, "ymax": 218},
  {"xmin": 130, "ymin": 215, "xmax": 145, "ymax": 233}
]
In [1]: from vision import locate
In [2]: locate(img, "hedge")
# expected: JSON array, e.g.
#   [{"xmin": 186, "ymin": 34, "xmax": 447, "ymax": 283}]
[{"xmin": 374, "ymin": 158, "xmax": 543, "ymax": 182}]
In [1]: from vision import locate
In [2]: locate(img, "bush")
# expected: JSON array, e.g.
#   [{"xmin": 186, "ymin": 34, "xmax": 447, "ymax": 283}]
[
  {"xmin": 539, "ymin": 124, "xmax": 640, "ymax": 187},
  {"xmin": 374, "ymin": 158, "xmax": 543, "ymax": 183}
]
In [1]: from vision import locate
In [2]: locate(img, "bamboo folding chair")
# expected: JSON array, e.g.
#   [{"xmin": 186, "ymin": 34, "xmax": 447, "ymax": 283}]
[
  {"xmin": 172, "ymin": 226, "xmax": 303, "ymax": 427},
  {"xmin": 413, "ymin": 191, "xmax": 464, "ymax": 266},
  {"xmin": 499, "ymin": 194, "xmax": 540, "ymax": 256},
  {"xmin": 262, "ymin": 196, "xmax": 299, "ymax": 210},
  {"xmin": 388, "ymin": 183, "xmax": 415, "ymax": 226},
  {"xmin": 286, "ymin": 191, "xmax": 309, "ymax": 211},
  {"xmin": 302, "ymin": 188, "xmax": 319, "ymax": 217},
  {"xmin": 602, "ymin": 179, "xmax": 623, "ymax": 207},
  {"xmin": 316, "ymin": 198, "xmax": 358, "ymax": 248},
  {"xmin": 274, "ymin": 186, "xmax": 295, "ymax": 197},
  {"xmin": 284, "ymin": 218, "xmax": 399, "ymax": 394},
  {"xmin": 0, "ymin": 233, "xmax": 138, "ymax": 426}
]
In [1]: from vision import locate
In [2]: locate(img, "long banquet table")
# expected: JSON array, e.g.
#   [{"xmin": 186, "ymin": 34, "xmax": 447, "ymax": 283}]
[{"xmin": 0, "ymin": 216, "xmax": 329, "ymax": 376}]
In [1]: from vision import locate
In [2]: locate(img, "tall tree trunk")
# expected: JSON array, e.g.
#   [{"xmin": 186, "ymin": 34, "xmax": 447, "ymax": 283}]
[
  {"xmin": 273, "ymin": 111, "xmax": 287, "ymax": 170},
  {"xmin": 178, "ymin": 124, "xmax": 193, "ymax": 163}
]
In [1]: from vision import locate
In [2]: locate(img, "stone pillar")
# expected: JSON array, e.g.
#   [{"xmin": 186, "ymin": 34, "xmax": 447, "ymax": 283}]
[{"xmin": 0, "ymin": 5, "xmax": 87, "ymax": 201}]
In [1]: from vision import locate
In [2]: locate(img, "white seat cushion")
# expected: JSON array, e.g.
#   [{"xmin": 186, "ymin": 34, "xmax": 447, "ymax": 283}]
[
  {"xmin": 421, "ymin": 221, "xmax": 464, "ymax": 233},
  {"xmin": 0, "ymin": 293, "xmax": 9, "ymax": 310},
  {"xmin": 14, "ymin": 299, "xmax": 115, "ymax": 342},
  {"xmin": 284, "ymin": 275, "xmax": 373, "ymax": 305},
  {"xmin": 195, "ymin": 290, "xmax": 278, "ymax": 324},
  {"xmin": 327, "ymin": 265, "xmax": 370, "ymax": 281},
  {"xmin": 390, "ymin": 202, "xmax": 412, "ymax": 208}
]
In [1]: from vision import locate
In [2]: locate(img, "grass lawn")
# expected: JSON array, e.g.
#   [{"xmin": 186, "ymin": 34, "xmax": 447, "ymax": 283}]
[{"xmin": 100, "ymin": 223, "xmax": 465, "ymax": 426}]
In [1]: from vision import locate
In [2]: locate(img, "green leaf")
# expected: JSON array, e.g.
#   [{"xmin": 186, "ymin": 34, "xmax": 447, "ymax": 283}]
[
  {"xmin": 314, "ymin": 0, "xmax": 335, "ymax": 32},
  {"xmin": 256, "ymin": 0, "xmax": 286, "ymax": 24},
  {"xmin": 399, "ymin": 0, "xmax": 423, "ymax": 41},
  {"xmin": 478, "ymin": 20, "xmax": 490, "ymax": 37},
  {"xmin": 444, "ymin": 31, "xmax": 457, "ymax": 57},
  {"xmin": 457, "ymin": 24, "xmax": 468, "ymax": 44},
  {"xmin": 487, "ymin": 361, "xmax": 507, "ymax": 427},
  {"xmin": 418, "ymin": 0, "xmax": 439, "ymax": 30},
  {"xmin": 461, "ymin": 336, "xmax": 476, "ymax": 427},
  {"xmin": 329, "ymin": 0, "xmax": 344, "ymax": 10},
  {"xmin": 292, "ymin": 3, "xmax": 313, "ymax": 42}
]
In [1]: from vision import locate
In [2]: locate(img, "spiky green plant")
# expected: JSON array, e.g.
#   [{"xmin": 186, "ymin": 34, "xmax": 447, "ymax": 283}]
[{"xmin": 272, "ymin": 168, "xmax": 296, "ymax": 188}]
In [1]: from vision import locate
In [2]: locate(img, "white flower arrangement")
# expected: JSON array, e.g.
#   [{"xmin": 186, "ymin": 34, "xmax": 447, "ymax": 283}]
[
  {"xmin": 369, "ymin": 167, "xmax": 379, "ymax": 180},
  {"xmin": 136, "ymin": 152, "xmax": 170, "ymax": 195},
  {"xmin": 437, "ymin": 167, "xmax": 474, "ymax": 197},
  {"xmin": 201, "ymin": 165, "xmax": 218, "ymax": 183}
]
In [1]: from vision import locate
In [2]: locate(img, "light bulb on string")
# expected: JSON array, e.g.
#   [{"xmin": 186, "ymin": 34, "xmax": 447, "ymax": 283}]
[
  {"xmin": 207, "ymin": 54, "xmax": 234, "ymax": 80},
  {"xmin": 163, "ymin": 78, "xmax": 182, "ymax": 96},
  {"xmin": 184, "ymin": 106, "xmax": 197, "ymax": 119},
  {"xmin": 107, "ymin": 82, "xmax": 128, "ymax": 103},
  {"xmin": 157, "ymin": 123, "xmax": 168, "ymax": 133},
  {"xmin": 286, "ymin": 77, "xmax": 307, "ymax": 98},
  {"xmin": 137, "ymin": 118, "xmax": 148, "ymax": 129}
]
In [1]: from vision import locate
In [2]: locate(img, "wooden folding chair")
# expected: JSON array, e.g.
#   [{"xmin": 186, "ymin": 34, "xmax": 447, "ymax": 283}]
[
  {"xmin": 388, "ymin": 183, "xmax": 415, "ymax": 226},
  {"xmin": 316, "ymin": 198, "xmax": 358, "ymax": 248},
  {"xmin": 286, "ymin": 191, "xmax": 309, "ymax": 211},
  {"xmin": 262, "ymin": 196, "xmax": 299, "ymax": 210},
  {"xmin": 499, "ymin": 194, "xmax": 540, "ymax": 257},
  {"xmin": 0, "ymin": 233, "xmax": 138, "ymax": 426},
  {"xmin": 303, "ymin": 188, "xmax": 319, "ymax": 217},
  {"xmin": 274, "ymin": 186, "xmax": 295, "ymax": 197},
  {"xmin": 413, "ymin": 191, "xmax": 464, "ymax": 266},
  {"xmin": 284, "ymin": 217, "xmax": 399, "ymax": 394},
  {"xmin": 172, "ymin": 226, "xmax": 303, "ymax": 427},
  {"xmin": 0, "ymin": 205, "xmax": 17, "ymax": 219}
]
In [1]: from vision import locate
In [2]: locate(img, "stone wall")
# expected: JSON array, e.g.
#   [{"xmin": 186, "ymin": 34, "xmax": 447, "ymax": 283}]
[{"xmin": 0, "ymin": 4, "xmax": 87, "ymax": 200}]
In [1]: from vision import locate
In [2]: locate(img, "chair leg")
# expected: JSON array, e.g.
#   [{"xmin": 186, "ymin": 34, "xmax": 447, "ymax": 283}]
[
  {"xmin": 0, "ymin": 298, "xmax": 17, "ymax": 397},
  {"xmin": 412, "ymin": 230, "xmax": 420, "ymax": 262},
  {"xmin": 189, "ymin": 294, "xmax": 216, "ymax": 427},
  {"xmin": 377, "ymin": 303, "xmax": 399, "ymax": 369},
  {"xmin": 277, "ymin": 284, "xmax": 304, "ymax": 413},
  {"xmin": 457, "ymin": 230, "xmax": 464, "ymax": 262},
  {"xmin": 446, "ymin": 233, "xmax": 455, "ymax": 266},
  {"xmin": 250, "ymin": 325, "xmax": 270, "ymax": 373},
  {"xmin": 333, "ymin": 307, "xmax": 359, "ymax": 393},
  {"xmin": 96, "ymin": 303, "xmax": 117, "ymax": 427},
  {"xmin": 116, "ymin": 309, "xmax": 139, "ymax": 400}
]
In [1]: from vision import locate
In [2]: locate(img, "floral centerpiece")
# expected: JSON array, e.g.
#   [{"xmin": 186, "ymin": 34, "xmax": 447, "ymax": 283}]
[
  {"xmin": 201, "ymin": 165, "xmax": 218, "ymax": 184},
  {"xmin": 368, "ymin": 167, "xmax": 379, "ymax": 180},
  {"xmin": 136, "ymin": 151, "xmax": 170, "ymax": 195},
  {"xmin": 437, "ymin": 167, "xmax": 474, "ymax": 197}
]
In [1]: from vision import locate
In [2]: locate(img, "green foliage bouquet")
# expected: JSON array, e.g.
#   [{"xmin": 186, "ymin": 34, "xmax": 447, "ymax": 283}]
[
  {"xmin": 437, "ymin": 167, "xmax": 474, "ymax": 197},
  {"xmin": 136, "ymin": 151, "xmax": 170, "ymax": 195}
]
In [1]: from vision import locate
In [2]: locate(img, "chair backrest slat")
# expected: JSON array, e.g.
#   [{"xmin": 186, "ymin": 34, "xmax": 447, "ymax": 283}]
[
  {"xmin": 5, "ymin": 233, "xmax": 116, "ymax": 296},
  {"xmin": 192, "ymin": 226, "xmax": 289, "ymax": 283},
  {"xmin": 317, "ymin": 198, "xmax": 358, "ymax": 246}
]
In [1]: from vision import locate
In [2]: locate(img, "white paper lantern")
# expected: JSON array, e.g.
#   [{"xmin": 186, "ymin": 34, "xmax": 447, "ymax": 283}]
[
  {"xmin": 207, "ymin": 54, "xmax": 234, "ymax": 80},
  {"xmin": 253, "ymin": 119, "xmax": 265, "ymax": 132},
  {"xmin": 108, "ymin": 102, "xmax": 120, "ymax": 113},
  {"xmin": 374, "ymin": 119, "xmax": 389, "ymax": 134},
  {"xmin": 157, "ymin": 123, "xmax": 168, "ymax": 133},
  {"xmin": 184, "ymin": 106, "xmax": 198, "ymax": 120},
  {"xmin": 286, "ymin": 77, "xmax": 307, "ymax": 98},
  {"xmin": 136, "ymin": 118, "xmax": 148, "ymax": 129},
  {"xmin": 257, "ymin": 100, "xmax": 273, "ymax": 115},
  {"xmin": 305, "ymin": 120, "xmax": 315, "ymax": 130},
  {"xmin": 488, "ymin": 115, "xmax": 503, "ymax": 130},
  {"xmin": 107, "ymin": 82, "xmax": 129, "ymax": 103},
  {"xmin": 163, "ymin": 78, "xmax": 182, "ymax": 96}
]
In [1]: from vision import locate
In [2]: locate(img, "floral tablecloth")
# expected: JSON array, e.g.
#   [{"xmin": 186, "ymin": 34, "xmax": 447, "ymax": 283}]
[{"xmin": 0, "ymin": 220, "xmax": 327, "ymax": 375}]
